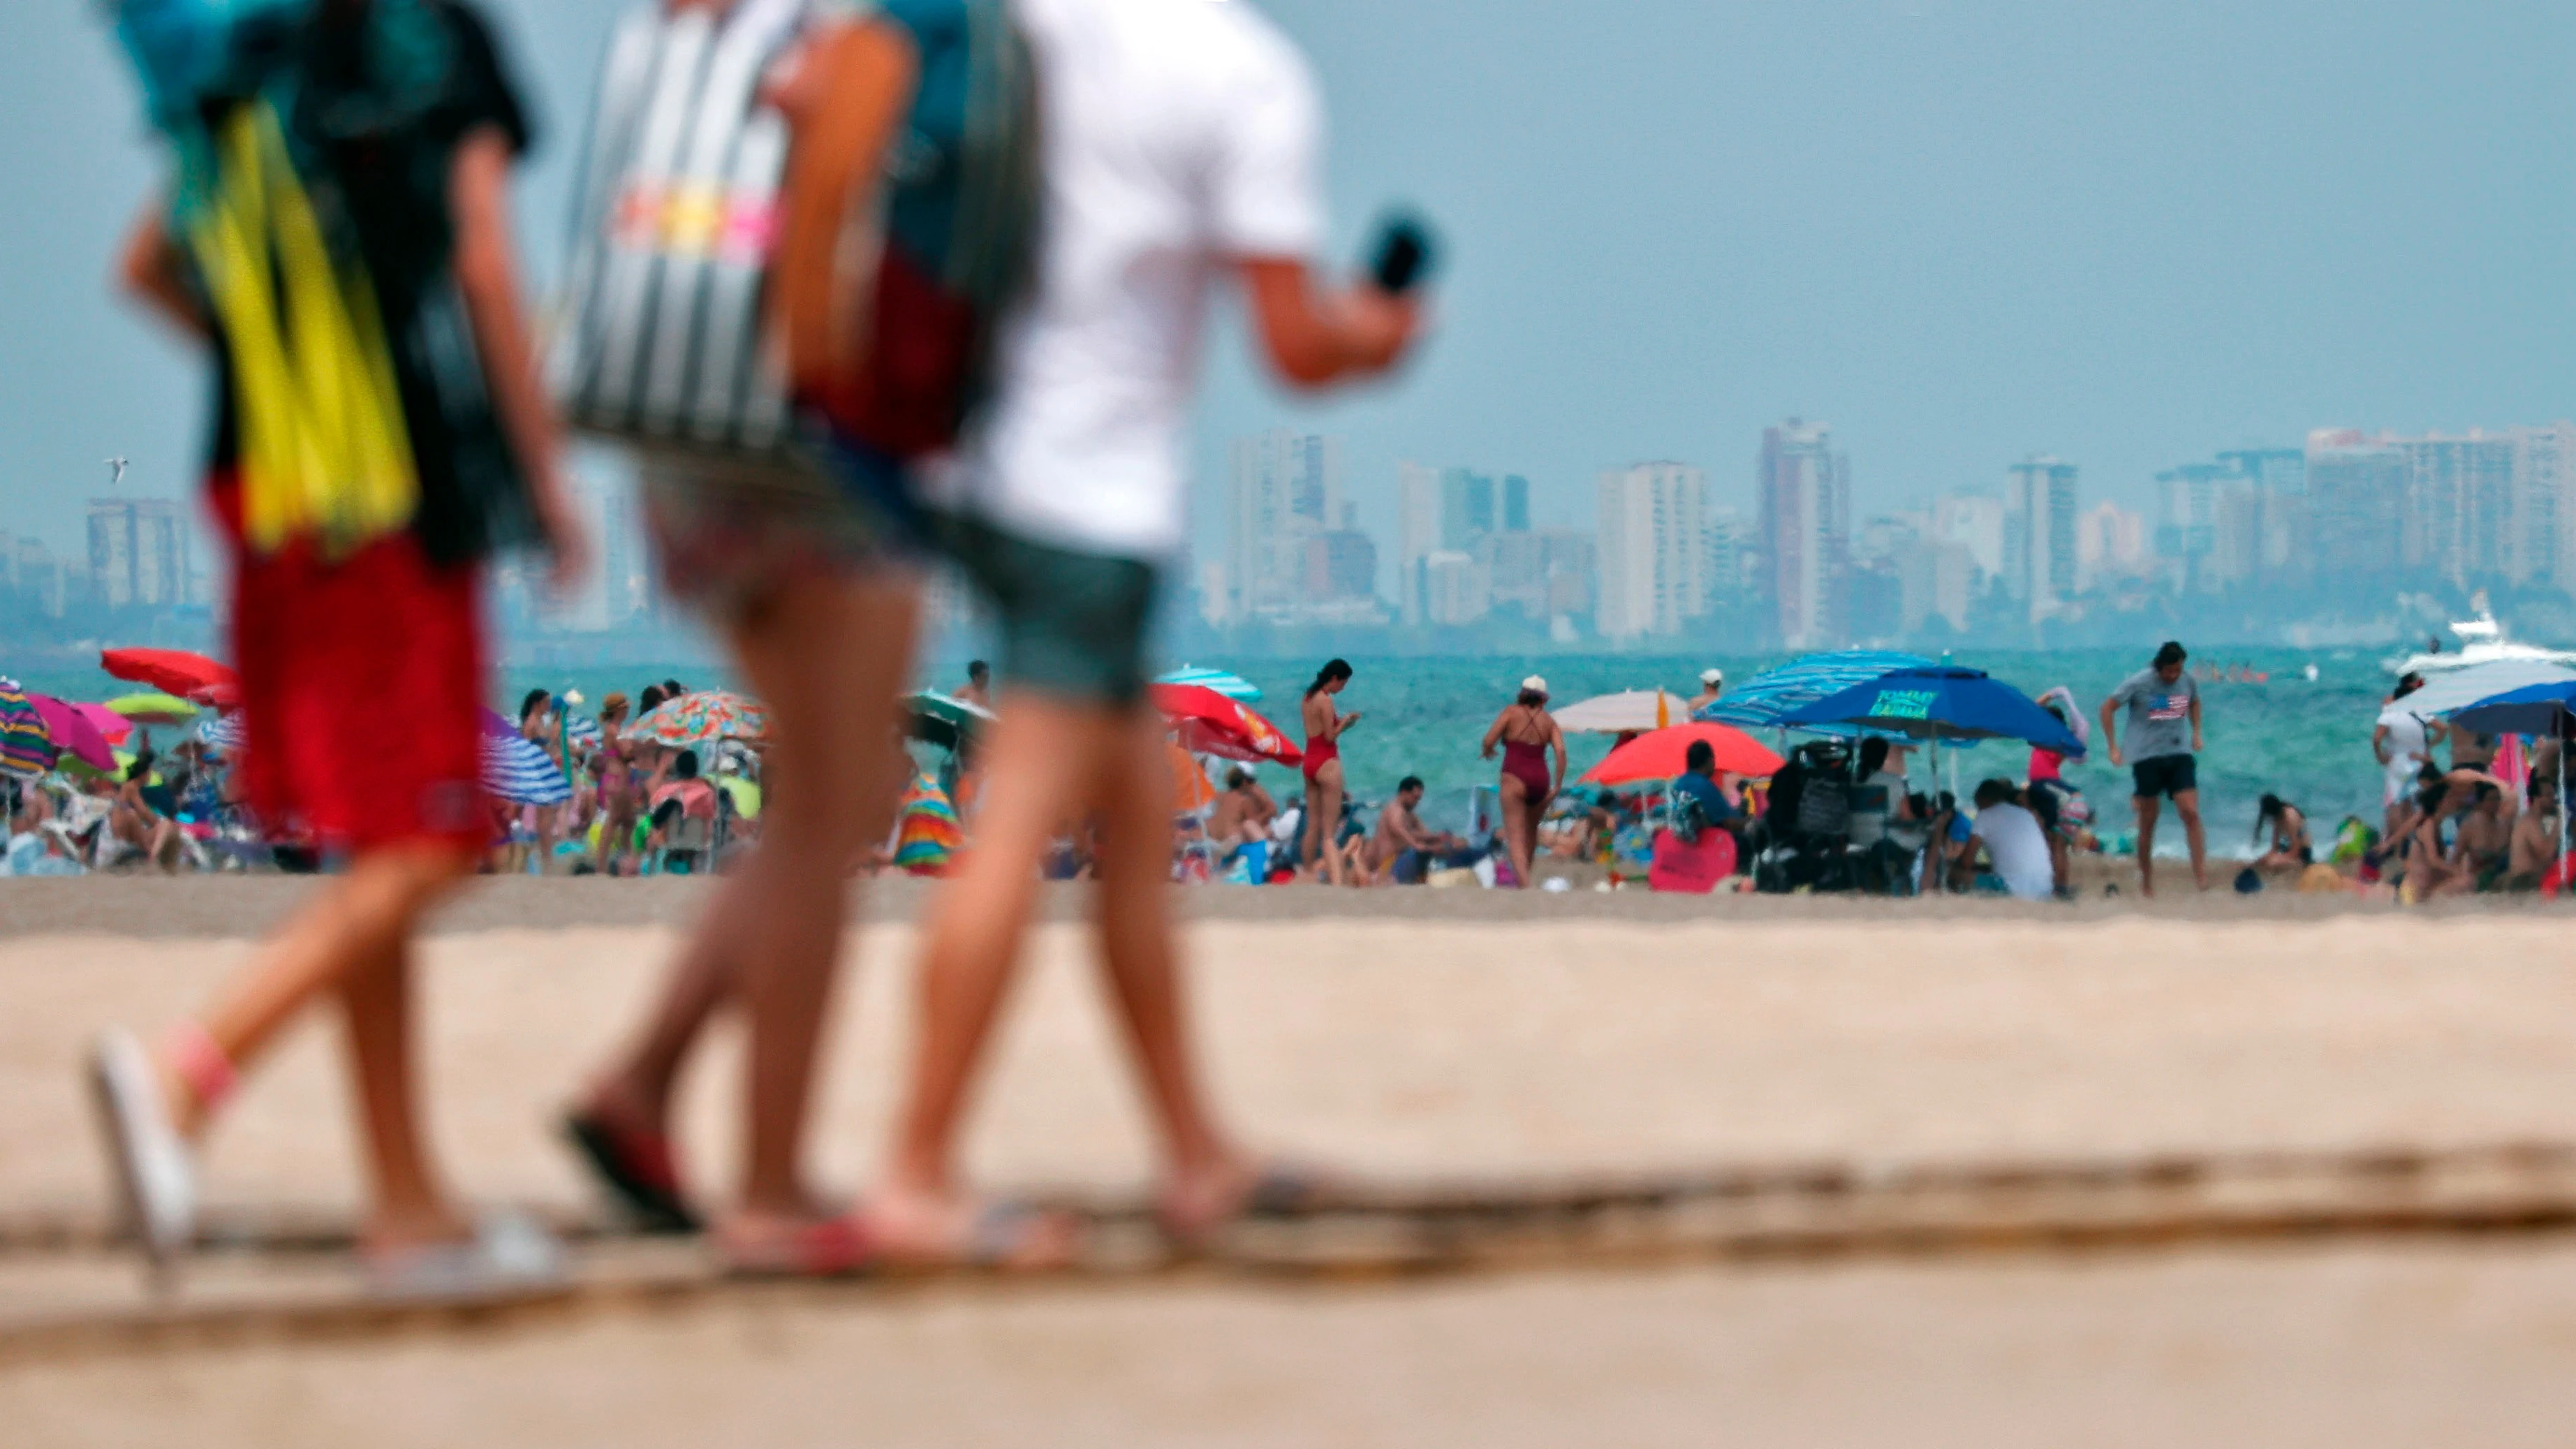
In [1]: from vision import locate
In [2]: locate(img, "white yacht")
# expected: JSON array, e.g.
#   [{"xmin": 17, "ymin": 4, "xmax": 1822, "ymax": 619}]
[{"xmin": 2386, "ymin": 593, "xmax": 2576, "ymax": 675}]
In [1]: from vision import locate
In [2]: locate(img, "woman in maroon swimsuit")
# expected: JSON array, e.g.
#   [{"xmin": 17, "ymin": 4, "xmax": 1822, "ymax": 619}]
[
  {"xmin": 1300, "ymin": 659, "xmax": 1360, "ymax": 884},
  {"xmin": 1482, "ymin": 676, "xmax": 1565, "ymax": 890}
]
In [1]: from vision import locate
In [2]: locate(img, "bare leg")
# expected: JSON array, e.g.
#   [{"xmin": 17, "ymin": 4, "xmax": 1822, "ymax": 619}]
[
  {"xmin": 725, "ymin": 574, "xmax": 920, "ymax": 1220},
  {"xmin": 872, "ymin": 696, "xmax": 1104, "ymax": 1253},
  {"xmin": 2174, "ymin": 788, "xmax": 2209, "ymax": 890},
  {"xmin": 336, "ymin": 932, "xmax": 466, "ymax": 1249},
  {"xmin": 1499, "ymin": 775, "xmax": 1536, "ymax": 888},
  {"xmin": 2134, "ymin": 795, "xmax": 2161, "ymax": 897},
  {"xmin": 1091, "ymin": 707, "xmax": 1249, "ymax": 1223}
]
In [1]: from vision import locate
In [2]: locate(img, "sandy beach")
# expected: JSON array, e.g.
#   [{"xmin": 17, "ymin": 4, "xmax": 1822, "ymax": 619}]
[{"xmin": 5, "ymin": 879, "xmax": 2575, "ymax": 1440}]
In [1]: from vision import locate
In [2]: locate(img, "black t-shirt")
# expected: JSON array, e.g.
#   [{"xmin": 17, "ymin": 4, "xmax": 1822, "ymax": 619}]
[{"xmin": 203, "ymin": 1, "xmax": 537, "ymax": 566}]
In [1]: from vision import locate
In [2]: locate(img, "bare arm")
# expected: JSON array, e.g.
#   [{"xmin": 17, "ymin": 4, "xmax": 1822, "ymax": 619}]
[
  {"xmin": 2188, "ymin": 693, "xmax": 2205, "ymax": 753},
  {"xmin": 1481, "ymin": 709, "xmax": 1509, "ymax": 759},
  {"xmin": 1548, "ymin": 719, "xmax": 1566, "ymax": 795},
  {"xmin": 2097, "ymin": 697, "xmax": 2122, "ymax": 765},
  {"xmin": 1237, "ymin": 258, "xmax": 1420, "ymax": 390},
  {"xmin": 770, "ymin": 19, "xmax": 915, "ymax": 399},
  {"xmin": 449, "ymin": 130, "xmax": 586, "ymax": 590},
  {"xmin": 116, "ymin": 204, "xmax": 209, "ymax": 344}
]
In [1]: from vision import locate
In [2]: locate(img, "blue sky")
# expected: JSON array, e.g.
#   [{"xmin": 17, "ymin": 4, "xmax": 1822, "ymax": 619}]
[{"xmin": 3, "ymin": 0, "xmax": 2568, "ymax": 559}]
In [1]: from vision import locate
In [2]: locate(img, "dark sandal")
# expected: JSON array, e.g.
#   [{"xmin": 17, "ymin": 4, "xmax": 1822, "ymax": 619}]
[{"xmin": 564, "ymin": 1110, "xmax": 700, "ymax": 1235}]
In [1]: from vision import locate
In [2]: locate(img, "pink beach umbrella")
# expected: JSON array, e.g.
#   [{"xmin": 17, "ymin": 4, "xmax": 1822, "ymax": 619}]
[
  {"xmin": 71, "ymin": 702, "xmax": 136, "ymax": 748},
  {"xmin": 28, "ymin": 695, "xmax": 118, "ymax": 772}
]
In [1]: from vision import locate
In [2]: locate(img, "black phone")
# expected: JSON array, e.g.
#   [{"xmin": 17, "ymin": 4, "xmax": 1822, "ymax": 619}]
[{"xmin": 1369, "ymin": 213, "xmax": 1435, "ymax": 294}]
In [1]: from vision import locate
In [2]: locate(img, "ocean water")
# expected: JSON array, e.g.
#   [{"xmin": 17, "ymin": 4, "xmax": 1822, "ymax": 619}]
[{"xmin": 10, "ymin": 647, "xmax": 2427, "ymax": 860}]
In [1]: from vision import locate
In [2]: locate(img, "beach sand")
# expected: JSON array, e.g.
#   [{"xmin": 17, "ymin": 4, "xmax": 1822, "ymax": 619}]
[{"xmin": 3, "ymin": 879, "xmax": 2575, "ymax": 1439}]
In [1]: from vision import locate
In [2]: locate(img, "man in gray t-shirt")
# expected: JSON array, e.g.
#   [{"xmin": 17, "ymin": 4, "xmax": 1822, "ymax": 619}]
[{"xmin": 2099, "ymin": 640, "xmax": 2207, "ymax": 896}]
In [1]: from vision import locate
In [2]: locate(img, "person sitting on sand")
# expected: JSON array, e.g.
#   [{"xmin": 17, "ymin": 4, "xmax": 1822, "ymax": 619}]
[
  {"xmin": 1964, "ymin": 779, "xmax": 2054, "ymax": 902},
  {"xmin": 2506, "ymin": 776, "xmax": 2561, "ymax": 892},
  {"xmin": 2252, "ymin": 794, "xmax": 2312, "ymax": 877},
  {"xmin": 1368, "ymin": 776, "xmax": 1463, "ymax": 884},
  {"xmin": 2453, "ymin": 782, "xmax": 2512, "ymax": 893},
  {"xmin": 110, "ymin": 753, "xmax": 184, "ymax": 874},
  {"xmin": 1207, "ymin": 768, "xmax": 1279, "ymax": 862},
  {"xmin": 1545, "ymin": 790, "xmax": 1620, "ymax": 862}
]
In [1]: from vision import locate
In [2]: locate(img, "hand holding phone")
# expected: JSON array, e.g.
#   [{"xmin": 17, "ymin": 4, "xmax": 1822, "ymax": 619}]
[{"xmin": 1369, "ymin": 212, "xmax": 1436, "ymax": 295}]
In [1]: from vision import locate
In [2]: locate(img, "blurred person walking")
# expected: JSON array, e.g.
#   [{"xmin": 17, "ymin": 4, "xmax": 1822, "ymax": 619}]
[
  {"xmin": 88, "ymin": 0, "xmax": 586, "ymax": 1291},
  {"xmin": 558, "ymin": 0, "xmax": 1013, "ymax": 1268},
  {"xmin": 2100, "ymin": 640, "xmax": 2208, "ymax": 897},
  {"xmin": 862, "ymin": 0, "xmax": 1423, "ymax": 1264}
]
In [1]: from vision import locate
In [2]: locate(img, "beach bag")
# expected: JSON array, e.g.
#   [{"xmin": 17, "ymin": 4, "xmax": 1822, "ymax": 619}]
[{"xmin": 550, "ymin": 0, "xmax": 1040, "ymax": 466}]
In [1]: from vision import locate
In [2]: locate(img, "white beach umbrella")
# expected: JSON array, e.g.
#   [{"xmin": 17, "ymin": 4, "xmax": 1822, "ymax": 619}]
[{"xmin": 1552, "ymin": 689, "xmax": 1691, "ymax": 735}]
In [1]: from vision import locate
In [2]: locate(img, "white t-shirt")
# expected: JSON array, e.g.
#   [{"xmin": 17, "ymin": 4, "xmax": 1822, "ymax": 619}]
[
  {"xmin": 954, "ymin": 0, "xmax": 1325, "ymax": 559},
  {"xmin": 1971, "ymin": 802, "xmax": 2054, "ymax": 901}
]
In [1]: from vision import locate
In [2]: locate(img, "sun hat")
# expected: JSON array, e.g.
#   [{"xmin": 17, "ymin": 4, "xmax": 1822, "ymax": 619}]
[
  {"xmin": 1522, "ymin": 675, "xmax": 1548, "ymax": 696},
  {"xmin": 601, "ymin": 692, "xmax": 631, "ymax": 719}
]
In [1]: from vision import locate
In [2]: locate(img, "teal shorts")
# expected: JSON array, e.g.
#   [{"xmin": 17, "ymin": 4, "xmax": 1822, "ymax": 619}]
[{"xmin": 941, "ymin": 517, "xmax": 1160, "ymax": 707}]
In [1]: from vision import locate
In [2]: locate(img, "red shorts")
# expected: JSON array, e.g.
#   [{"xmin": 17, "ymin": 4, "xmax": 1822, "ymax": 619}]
[{"xmin": 228, "ymin": 527, "xmax": 488, "ymax": 853}]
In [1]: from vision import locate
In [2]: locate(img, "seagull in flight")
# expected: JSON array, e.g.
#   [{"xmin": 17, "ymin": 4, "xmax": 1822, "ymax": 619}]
[{"xmin": 105, "ymin": 457, "xmax": 128, "ymax": 488}]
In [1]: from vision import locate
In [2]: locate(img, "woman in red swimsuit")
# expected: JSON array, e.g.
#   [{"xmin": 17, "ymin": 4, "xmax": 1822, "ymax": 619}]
[
  {"xmin": 1482, "ymin": 676, "xmax": 1566, "ymax": 890},
  {"xmin": 1300, "ymin": 659, "xmax": 1360, "ymax": 885}
]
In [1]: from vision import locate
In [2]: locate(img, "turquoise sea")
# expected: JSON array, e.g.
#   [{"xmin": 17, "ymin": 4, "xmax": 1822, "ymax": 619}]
[{"xmin": 10, "ymin": 646, "xmax": 2420, "ymax": 861}]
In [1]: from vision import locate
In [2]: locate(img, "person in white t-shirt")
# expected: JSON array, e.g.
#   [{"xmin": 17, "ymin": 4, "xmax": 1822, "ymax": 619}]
[
  {"xmin": 1968, "ymin": 779, "xmax": 2056, "ymax": 902},
  {"xmin": 869, "ymin": 0, "xmax": 1422, "ymax": 1266}
]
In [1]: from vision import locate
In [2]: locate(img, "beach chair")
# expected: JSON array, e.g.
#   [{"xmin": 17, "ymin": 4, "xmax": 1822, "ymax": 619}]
[{"xmin": 649, "ymin": 815, "xmax": 715, "ymax": 876}]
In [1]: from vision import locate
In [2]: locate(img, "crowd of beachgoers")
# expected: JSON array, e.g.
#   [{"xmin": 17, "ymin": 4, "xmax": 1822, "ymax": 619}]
[{"xmin": 11, "ymin": 640, "xmax": 2574, "ymax": 907}]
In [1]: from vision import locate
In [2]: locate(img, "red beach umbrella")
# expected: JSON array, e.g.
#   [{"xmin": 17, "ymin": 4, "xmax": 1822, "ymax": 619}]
[
  {"xmin": 1149, "ymin": 684, "xmax": 1302, "ymax": 767},
  {"xmin": 101, "ymin": 647, "xmax": 237, "ymax": 701},
  {"xmin": 1580, "ymin": 722, "xmax": 1785, "ymax": 788}
]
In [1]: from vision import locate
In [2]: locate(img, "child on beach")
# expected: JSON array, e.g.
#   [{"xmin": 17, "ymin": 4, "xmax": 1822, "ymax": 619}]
[
  {"xmin": 89, "ymin": 0, "xmax": 586, "ymax": 1290},
  {"xmin": 861, "ymin": 0, "xmax": 1424, "ymax": 1263}
]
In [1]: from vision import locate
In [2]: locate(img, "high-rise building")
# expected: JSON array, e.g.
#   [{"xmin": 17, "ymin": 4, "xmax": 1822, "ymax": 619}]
[
  {"xmin": 1598, "ymin": 462, "xmax": 1714, "ymax": 643},
  {"xmin": 2075, "ymin": 501, "xmax": 2149, "ymax": 589},
  {"xmin": 1396, "ymin": 462, "xmax": 1439, "ymax": 626},
  {"xmin": 1441, "ymin": 468, "xmax": 1495, "ymax": 551},
  {"xmin": 2002, "ymin": 456, "xmax": 2078, "ymax": 620},
  {"xmin": 1503, "ymin": 474, "xmax": 1531, "ymax": 534},
  {"xmin": 1933, "ymin": 495, "xmax": 2004, "ymax": 582},
  {"xmin": 1304, "ymin": 529, "xmax": 1378, "ymax": 602},
  {"xmin": 1423, "ymin": 550, "xmax": 1489, "ymax": 627},
  {"xmin": 86, "ymin": 498, "xmax": 184, "ymax": 610},
  {"xmin": 1896, "ymin": 538, "xmax": 1976, "ymax": 635},
  {"xmin": 2305, "ymin": 429, "xmax": 2407, "ymax": 587},
  {"xmin": 1228, "ymin": 430, "xmax": 1341, "ymax": 618},
  {"xmin": 2517, "ymin": 423, "xmax": 2576, "ymax": 587},
  {"xmin": 1485, "ymin": 529, "xmax": 1550, "ymax": 621},
  {"xmin": 1757, "ymin": 420, "xmax": 1849, "ymax": 650}
]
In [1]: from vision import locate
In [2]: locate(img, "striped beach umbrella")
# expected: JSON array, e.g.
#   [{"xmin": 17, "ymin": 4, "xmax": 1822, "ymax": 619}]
[
  {"xmin": 483, "ymin": 732, "xmax": 573, "ymax": 807},
  {"xmin": 0, "ymin": 680, "xmax": 49, "ymax": 777},
  {"xmin": 630, "ymin": 691, "xmax": 770, "ymax": 748},
  {"xmin": 198, "ymin": 713, "xmax": 246, "ymax": 752},
  {"xmin": 1154, "ymin": 666, "xmax": 1260, "ymax": 702},
  {"xmin": 892, "ymin": 774, "xmax": 962, "ymax": 875}
]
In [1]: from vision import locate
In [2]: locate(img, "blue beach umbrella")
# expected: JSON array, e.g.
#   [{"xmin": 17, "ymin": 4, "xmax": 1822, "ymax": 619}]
[
  {"xmin": 1780, "ymin": 667, "xmax": 2086, "ymax": 756},
  {"xmin": 1698, "ymin": 652, "xmax": 1938, "ymax": 731},
  {"xmin": 2446, "ymin": 679, "xmax": 2576, "ymax": 740},
  {"xmin": 1155, "ymin": 666, "xmax": 1261, "ymax": 702}
]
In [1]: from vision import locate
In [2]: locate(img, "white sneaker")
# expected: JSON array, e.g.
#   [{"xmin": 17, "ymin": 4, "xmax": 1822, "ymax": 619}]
[
  {"xmin": 364, "ymin": 1211, "xmax": 568, "ymax": 1302},
  {"xmin": 87, "ymin": 1028, "xmax": 198, "ymax": 1269}
]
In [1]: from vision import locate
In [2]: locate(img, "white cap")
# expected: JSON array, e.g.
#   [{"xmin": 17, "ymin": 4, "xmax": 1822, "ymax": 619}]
[
  {"xmin": 1700, "ymin": 668, "xmax": 1723, "ymax": 686},
  {"xmin": 1522, "ymin": 675, "xmax": 1548, "ymax": 696}
]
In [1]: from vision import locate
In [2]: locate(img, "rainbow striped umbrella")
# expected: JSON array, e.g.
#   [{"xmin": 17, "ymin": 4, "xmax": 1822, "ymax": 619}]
[
  {"xmin": 892, "ymin": 774, "xmax": 963, "ymax": 875},
  {"xmin": 629, "ymin": 691, "xmax": 769, "ymax": 748},
  {"xmin": 0, "ymin": 680, "xmax": 50, "ymax": 777}
]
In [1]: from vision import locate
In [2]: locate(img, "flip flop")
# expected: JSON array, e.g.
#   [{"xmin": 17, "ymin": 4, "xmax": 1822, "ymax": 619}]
[
  {"xmin": 365, "ymin": 1211, "xmax": 566, "ymax": 1302},
  {"xmin": 867, "ymin": 1199, "xmax": 1082, "ymax": 1274},
  {"xmin": 720, "ymin": 1214, "xmax": 878, "ymax": 1280},
  {"xmin": 564, "ymin": 1110, "xmax": 700, "ymax": 1235},
  {"xmin": 1156, "ymin": 1161, "xmax": 1341, "ymax": 1251},
  {"xmin": 87, "ymin": 1028, "xmax": 197, "ymax": 1272}
]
